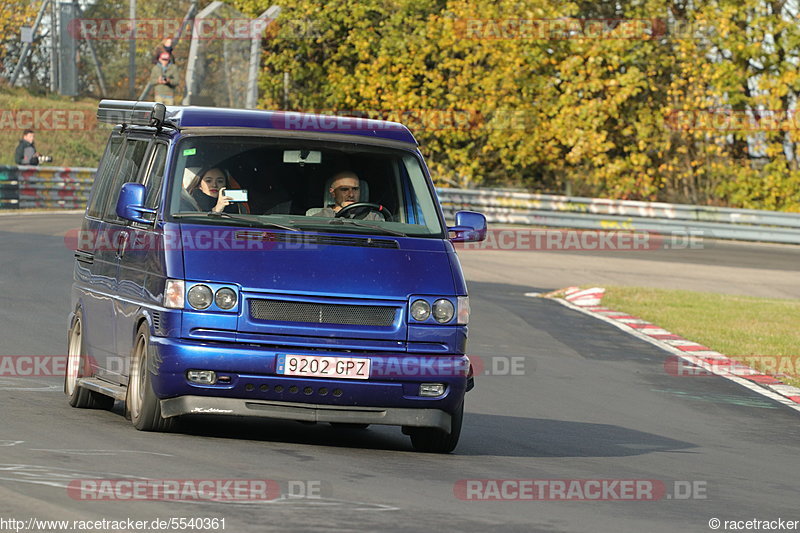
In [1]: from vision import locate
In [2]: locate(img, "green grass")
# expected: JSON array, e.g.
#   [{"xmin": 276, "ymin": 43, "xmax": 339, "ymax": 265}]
[
  {"xmin": 0, "ymin": 87, "xmax": 110, "ymax": 168},
  {"xmin": 599, "ymin": 286, "xmax": 800, "ymax": 388}
]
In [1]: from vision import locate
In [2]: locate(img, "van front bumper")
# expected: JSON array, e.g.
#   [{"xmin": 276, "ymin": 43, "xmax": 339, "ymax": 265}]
[
  {"xmin": 160, "ymin": 396, "xmax": 454, "ymax": 432},
  {"xmin": 149, "ymin": 336, "xmax": 468, "ymax": 430}
]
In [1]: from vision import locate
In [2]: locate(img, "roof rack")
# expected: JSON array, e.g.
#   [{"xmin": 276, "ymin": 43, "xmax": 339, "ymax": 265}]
[{"xmin": 97, "ymin": 100, "xmax": 169, "ymax": 128}]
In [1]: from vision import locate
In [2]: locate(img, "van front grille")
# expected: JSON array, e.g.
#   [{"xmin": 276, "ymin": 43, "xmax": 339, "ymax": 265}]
[{"xmin": 249, "ymin": 299, "xmax": 396, "ymax": 326}]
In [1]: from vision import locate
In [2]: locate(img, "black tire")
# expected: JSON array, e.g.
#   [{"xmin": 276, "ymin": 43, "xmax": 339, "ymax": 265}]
[
  {"xmin": 127, "ymin": 322, "xmax": 175, "ymax": 432},
  {"xmin": 409, "ymin": 401, "xmax": 463, "ymax": 454},
  {"xmin": 65, "ymin": 311, "xmax": 114, "ymax": 410},
  {"xmin": 330, "ymin": 422, "xmax": 370, "ymax": 430}
]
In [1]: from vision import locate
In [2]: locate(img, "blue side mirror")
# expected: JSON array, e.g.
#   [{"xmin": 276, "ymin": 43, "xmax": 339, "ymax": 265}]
[
  {"xmin": 448, "ymin": 211, "xmax": 487, "ymax": 242},
  {"xmin": 116, "ymin": 182, "xmax": 156, "ymax": 224}
]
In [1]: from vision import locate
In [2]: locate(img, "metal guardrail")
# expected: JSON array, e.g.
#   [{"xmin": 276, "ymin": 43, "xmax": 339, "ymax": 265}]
[
  {"xmin": 1, "ymin": 167, "xmax": 798, "ymax": 244},
  {"xmin": 0, "ymin": 165, "xmax": 95, "ymax": 210},
  {"xmin": 437, "ymin": 188, "xmax": 800, "ymax": 245}
]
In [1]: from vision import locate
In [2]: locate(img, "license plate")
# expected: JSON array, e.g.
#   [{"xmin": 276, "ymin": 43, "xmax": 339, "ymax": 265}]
[{"xmin": 276, "ymin": 354, "xmax": 371, "ymax": 380}]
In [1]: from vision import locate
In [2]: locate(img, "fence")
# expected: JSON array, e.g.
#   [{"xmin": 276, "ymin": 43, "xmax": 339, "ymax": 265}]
[
  {"xmin": 1, "ymin": 166, "xmax": 798, "ymax": 244},
  {"xmin": 438, "ymin": 188, "xmax": 800, "ymax": 245},
  {"xmin": 0, "ymin": 165, "xmax": 94, "ymax": 210}
]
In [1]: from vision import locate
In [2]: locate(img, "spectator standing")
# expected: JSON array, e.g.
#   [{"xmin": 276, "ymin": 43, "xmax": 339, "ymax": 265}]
[
  {"xmin": 14, "ymin": 130, "xmax": 40, "ymax": 166},
  {"xmin": 150, "ymin": 52, "xmax": 179, "ymax": 105}
]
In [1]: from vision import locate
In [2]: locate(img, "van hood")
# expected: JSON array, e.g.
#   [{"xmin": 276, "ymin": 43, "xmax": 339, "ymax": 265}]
[{"xmin": 178, "ymin": 223, "xmax": 455, "ymax": 299}]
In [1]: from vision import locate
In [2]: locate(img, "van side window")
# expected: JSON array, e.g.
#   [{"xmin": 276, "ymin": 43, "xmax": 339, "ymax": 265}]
[
  {"xmin": 103, "ymin": 138, "xmax": 150, "ymax": 223},
  {"xmin": 142, "ymin": 143, "xmax": 168, "ymax": 211},
  {"xmin": 86, "ymin": 135, "xmax": 124, "ymax": 218}
]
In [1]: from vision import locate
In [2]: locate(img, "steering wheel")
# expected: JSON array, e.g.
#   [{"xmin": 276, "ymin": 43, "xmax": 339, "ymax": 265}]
[{"xmin": 335, "ymin": 202, "xmax": 393, "ymax": 221}]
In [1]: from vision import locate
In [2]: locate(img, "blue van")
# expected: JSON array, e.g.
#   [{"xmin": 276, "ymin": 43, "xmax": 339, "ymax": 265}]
[{"xmin": 65, "ymin": 100, "xmax": 486, "ymax": 453}]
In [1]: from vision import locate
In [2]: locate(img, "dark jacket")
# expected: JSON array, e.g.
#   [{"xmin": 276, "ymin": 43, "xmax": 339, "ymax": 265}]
[{"xmin": 14, "ymin": 139, "xmax": 38, "ymax": 165}]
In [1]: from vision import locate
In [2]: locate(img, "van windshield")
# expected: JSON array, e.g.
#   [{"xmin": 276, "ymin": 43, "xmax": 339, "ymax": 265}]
[{"xmin": 167, "ymin": 136, "xmax": 444, "ymax": 237}]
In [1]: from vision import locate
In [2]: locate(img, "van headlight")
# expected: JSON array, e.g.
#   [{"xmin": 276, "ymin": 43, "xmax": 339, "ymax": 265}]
[
  {"xmin": 187, "ymin": 284, "xmax": 213, "ymax": 310},
  {"xmin": 410, "ymin": 299, "xmax": 431, "ymax": 321},
  {"xmin": 432, "ymin": 299, "xmax": 455, "ymax": 323},
  {"xmin": 215, "ymin": 287, "xmax": 237, "ymax": 310},
  {"xmin": 409, "ymin": 297, "xmax": 466, "ymax": 324}
]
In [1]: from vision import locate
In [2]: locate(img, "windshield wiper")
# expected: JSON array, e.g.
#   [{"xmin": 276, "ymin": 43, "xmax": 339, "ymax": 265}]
[
  {"xmin": 209, "ymin": 212, "xmax": 301, "ymax": 231},
  {"xmin": 325, "ymin": 218, "xmax": 407, "ymax": 237},
  {"xmin": 174, "ymin": 212, "xmax": 299, "ymax": 232}
]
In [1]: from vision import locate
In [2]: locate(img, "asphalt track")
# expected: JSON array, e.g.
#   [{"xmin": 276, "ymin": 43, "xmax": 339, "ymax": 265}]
[{"xmin": 1, "ymin": 213, "xmax": 799, "ymax": 533}]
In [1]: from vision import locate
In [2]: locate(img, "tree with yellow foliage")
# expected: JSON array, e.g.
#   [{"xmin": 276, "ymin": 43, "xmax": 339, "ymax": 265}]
[{"xmin": 0, "ymin": 0, "xmax": 37, "ymax": 78}]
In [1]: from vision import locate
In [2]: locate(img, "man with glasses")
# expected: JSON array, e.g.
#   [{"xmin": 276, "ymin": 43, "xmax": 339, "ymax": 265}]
[{"xmin": 308, "ymin": 170, "xmax": 384, "ymax": 220}]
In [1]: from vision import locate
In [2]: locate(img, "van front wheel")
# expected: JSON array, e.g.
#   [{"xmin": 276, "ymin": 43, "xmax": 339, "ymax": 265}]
[
  {"xmin": 408, "ymin": 401, "xmax": 463, "ymax": 454},
  {"xmin": 127, "ymin": 323, "xmax": 175, "ymax": 432}
]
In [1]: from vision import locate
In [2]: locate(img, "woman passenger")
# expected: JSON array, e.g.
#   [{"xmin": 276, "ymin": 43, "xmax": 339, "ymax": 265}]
[{"xmin": 186, "ymin": 167, "xmax": 237, "ymax": 213}]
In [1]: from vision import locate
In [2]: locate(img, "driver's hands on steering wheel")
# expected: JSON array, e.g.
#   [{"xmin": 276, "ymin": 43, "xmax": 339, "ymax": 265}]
[{"xmin": 334, "ymin": 202, "xmax": 392, "ymax": 221}]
